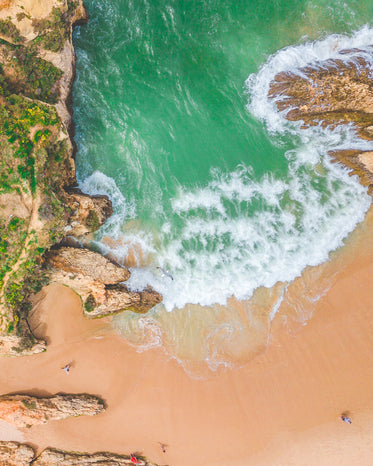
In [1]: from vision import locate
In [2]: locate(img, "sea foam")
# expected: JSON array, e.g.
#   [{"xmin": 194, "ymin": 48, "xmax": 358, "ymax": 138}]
[{"xmin": 80, "ymin": 27, "xmax": 372, "ymax": 313}]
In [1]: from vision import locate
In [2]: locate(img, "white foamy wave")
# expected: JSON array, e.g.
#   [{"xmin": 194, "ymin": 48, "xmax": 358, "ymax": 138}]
[
  {"xmin": 125, "ymin": 156, "xmax": 369, "ymax": 311},
  {"xmin": 124, "ymin": 28, "xmax": 372, "ymax": 311},
  {"xmin": 79, "ymin": 170, "xmax": 136, "ymax": 239},
  {"xmin": 81, "ymin": 28, "xmax": 372, "ymax": 314}
]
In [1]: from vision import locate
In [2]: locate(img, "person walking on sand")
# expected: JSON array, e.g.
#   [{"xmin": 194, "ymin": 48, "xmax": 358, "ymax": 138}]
[{"xmin": 62, "ymin": 364, "xmax": 70, "ymax": 374}]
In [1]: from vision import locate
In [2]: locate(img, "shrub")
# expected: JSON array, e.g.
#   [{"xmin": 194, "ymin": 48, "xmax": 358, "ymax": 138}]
[
  {"xmin": 0, "ymin": 19, "xmax": 22, "ymax": 43},
  {"xmin": 86, "ymin": 210, "xmax": 101, "ymax": 232},
  {"xmin": 84, "ymin": 294, "xmax": 96, "ymax": 313}
]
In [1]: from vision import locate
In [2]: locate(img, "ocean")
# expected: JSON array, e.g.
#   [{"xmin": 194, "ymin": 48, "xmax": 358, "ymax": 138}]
[{"xmin": 73, "ymin": 0, "xmax": 373, "ymax": 374}]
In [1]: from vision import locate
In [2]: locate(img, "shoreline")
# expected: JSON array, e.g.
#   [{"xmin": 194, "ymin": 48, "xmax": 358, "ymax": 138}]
[
  {"xmin": 1, "ymin": 2, "xmax": 373, "ymax": 464},
  {"xmin": 0, "ymin": 205, "xmax": 371, "ymax": 465}
]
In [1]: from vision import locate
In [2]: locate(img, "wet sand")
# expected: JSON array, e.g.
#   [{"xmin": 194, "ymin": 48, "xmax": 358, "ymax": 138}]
[{"xmin": 0, "ymin": 208, "xmax": 373, "ymax": 465}]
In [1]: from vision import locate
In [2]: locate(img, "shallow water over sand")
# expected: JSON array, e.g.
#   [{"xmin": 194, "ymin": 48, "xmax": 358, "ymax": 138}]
[{"xmin": 73, "ymin": 1, "xmax": 373, "ymax": 371}]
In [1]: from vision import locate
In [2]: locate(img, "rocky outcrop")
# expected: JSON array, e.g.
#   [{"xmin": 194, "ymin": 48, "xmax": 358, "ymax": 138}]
[
  {"xmin": 34, "ymin": 448, "xmax": 155, "ymax": 465},
  {"xmin": 47, "ymin": 247, "xmax": 162, "ymax": 317},
  {"xmin": 0, "ymin": 335, "xmax": 45, "ymax": 357},
  {"xmin": 47, "ymin": 247, "xmax": 130, "ymax": 283},
  {"xmin": 0, "ymin": 442, "xmax": 160, "ymax": 466},
  {"xmin": 64, "ymin": 189, "xmax": 113, "ymax": 236},
  {"xmin": 268, "ymin": 54, "xmax": 373, "ymax": 134},
  {"xmin": 0, "ymin": 0, "xmax": 162, "ymax": 355},
  {"xmin": 0, "ymin": 441, "xmax": 34, "ymax": 466},
  {"xmin": 83, "ymin": 285, "xmax": 163, "ymax": 318},
  {"xmin": 268, "ymin": 49, "xmax": 373, "ymax": 193},
  {"xmin": 329, "ymin": 149, "xmax": 373, "ymax": 195},
  {"xmin": 0, "ymin": 394, "xmax": 105, "ymax": 428}
]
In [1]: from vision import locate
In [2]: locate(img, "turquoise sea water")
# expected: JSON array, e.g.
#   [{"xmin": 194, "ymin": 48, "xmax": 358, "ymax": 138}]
[{"xmin": 73, "ymin": 1, "xmax": 373, "ymax": 370}]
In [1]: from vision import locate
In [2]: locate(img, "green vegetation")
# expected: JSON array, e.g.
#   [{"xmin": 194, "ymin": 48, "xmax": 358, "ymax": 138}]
[
  {"xmin": 0, "ymin": 91, "xmax": 68, "ymax": 343},
  {"xmin": 86, "ymin": 209, "xmax": 101, "ymax": 232},
  {"xmin": 0, "ymin": 19, "xmax": 22, "ymax": 43},
  {"xmin": 0, "ymin": 1, "xmax": 82, "ymax": 351},
  {"xmin": 0, "ymin": 40, "xmax": 63, "ymax": 103},
  {"xmin": 0, "ymin": 96, "xmax": 59, "ymax": 194},
  {"xmin": 32, "ymin": 2, "xmax": 78, "ymax": 53},
  {"xmin": 16, "ymin": 12, "xmax": 29, "ymax": 22},
  {"xmin": 21, "ymin": 399, "xmax": 37, "ymax": 410},
  {"xmin": 84, "ymin": 294, "xmax": 96, "ymax": 313}
]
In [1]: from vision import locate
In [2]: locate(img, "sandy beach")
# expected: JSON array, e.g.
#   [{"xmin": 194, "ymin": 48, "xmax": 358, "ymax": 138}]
[{"xmin": 0, "ymin": 207, "xmax": 372, "ymax": 465}]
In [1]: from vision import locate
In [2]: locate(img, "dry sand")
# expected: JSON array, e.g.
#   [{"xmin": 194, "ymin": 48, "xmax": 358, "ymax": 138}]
[{"xmin": 0, "ymin": 208, "xmax": 373, "ymax": 465}]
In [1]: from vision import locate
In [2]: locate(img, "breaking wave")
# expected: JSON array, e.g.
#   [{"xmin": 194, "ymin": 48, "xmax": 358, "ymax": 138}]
[{"xmin": 81, "ymin": 27, "xmax": 372, "ymax": 313}]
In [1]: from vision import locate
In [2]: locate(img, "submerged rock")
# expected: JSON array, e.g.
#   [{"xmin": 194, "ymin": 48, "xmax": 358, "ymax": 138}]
[
  {"xmin": 268, "ymin": 54, "xmax": 373, "ymax": 132},
  {"xmin": 268, "ymin": 49, "xmax": 373, "ymax": 192},
  {"xmin": 0, "ymin": 394, "xmax": 105, "ymax": 428},
  {"xmin": 0, "ymin": 441, "xmax": 34, "ymax": 466}
]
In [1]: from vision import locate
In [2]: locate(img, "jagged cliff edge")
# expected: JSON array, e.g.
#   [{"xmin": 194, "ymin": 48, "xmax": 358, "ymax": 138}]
[{"xmin": 0, "ymin": 0, "xmax": 161, "ymax": 356}]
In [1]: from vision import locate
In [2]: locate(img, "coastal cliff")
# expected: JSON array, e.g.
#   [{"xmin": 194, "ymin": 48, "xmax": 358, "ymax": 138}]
[
  {"xmin": 0, "ymin": 0, "xmax": 162, "ymax": 355},
  {"xmin": 268, "ymin": 49, "xmax": 373, "ymax": 194}
]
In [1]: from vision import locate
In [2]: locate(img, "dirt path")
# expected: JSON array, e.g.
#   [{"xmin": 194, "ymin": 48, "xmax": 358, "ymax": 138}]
[{"xmin": 0, "ymin": 190, "xmax": 41, "ymax": 324}]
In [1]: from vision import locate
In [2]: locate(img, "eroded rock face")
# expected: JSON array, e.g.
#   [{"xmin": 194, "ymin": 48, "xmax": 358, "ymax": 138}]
[
  {"xmin": 64, "ymin": 190, "xmax": 113, "ymax": 237},
  {"xmin": 0, "ymin": 394, "xmax": 105, "ymax": 428},
  {"xmin": 47, "ymin": 247, "xmax": 162, "ymax": 317},
  {"xmin": 85, "ymin": 285, "xmax": 163, "ymax": 318},
  {"xmin": 268, "ymin": 49, "xmax": 373, "ymax": 192},
  {"xmin": 33, "ymin": 448, "xmax": 154, "ymax": 466},
  {"xmin": 0, "ymin": 0, "xmax": 103, "ymax": 355},
  {"xmin": 0, "ymin": 441, "xmax": 34, "ymax": 466},
  {"xmin": 47, "ymin": 247, "xmax": 130, "ymax": 284}
]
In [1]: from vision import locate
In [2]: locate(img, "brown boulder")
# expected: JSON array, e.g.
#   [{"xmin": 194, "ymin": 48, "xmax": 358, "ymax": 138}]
[
  {"xmin": 84, "ymin": 285, "xmax": 163, "ymax": 318},
  {"xmin": 64, "ymin": 189, "xmax": 113, "ymax": 237},
  {"xmin": 47, "ymin": 247, "xmax": 163, "ymax": 317},
  {"xmin": 0, "ymin": 441, "xmax": 34, "ymax": 466},
  {"xmin": 46, "ymin": 247, "xmax": 130, "ymax": 284},
  {"xmin": 0, "ymin": 394, "xmax": 105, "ymax": 428}
]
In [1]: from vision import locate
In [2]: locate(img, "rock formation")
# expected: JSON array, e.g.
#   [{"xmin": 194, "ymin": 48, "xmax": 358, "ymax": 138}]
[
  {"xmin": 47, "ymin": 247, "xmax": 162, "ymax": 317},
  {"xmin": 64, "ymin": 189, "xmax": 113, "ymax": 237},
  {"xmin": 268, "ymin": 49, "xmax": 373, "ymax": 193},
  {"xmin": 33, "ymin": 448, "xmax": 155, "ymax": 465},
  {"xmin": 0, "ymin": 0, "xmax": 162, "ymax": 354},
  {"xmin": 0, "ymin": 0, "xmax": 97, "ymax": 354},
  {"xmin": 0, "ymin": 442, "xmax": 160, "ymax": 465},
  {"xmin": 0, "ymin": 441, "xmax": 34, "ymax": 466},
  {"xmin": 47, "ymin": 247, "xmax": 130, "ymax": 284},
  {"xmin": 0, "ymin": 393, "xmax": 105, "ymax": 427}
]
